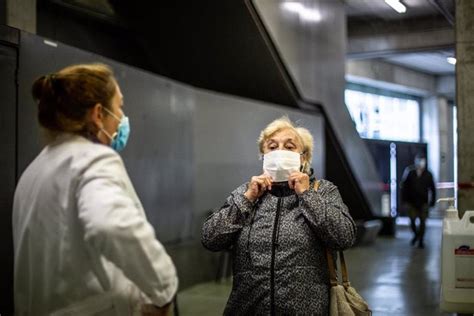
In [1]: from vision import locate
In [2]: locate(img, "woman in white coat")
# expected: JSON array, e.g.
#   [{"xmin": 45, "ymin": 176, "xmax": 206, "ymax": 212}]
[{"xmin": 12, "ymin": 63, "xmax": 178, "ymax": 316}]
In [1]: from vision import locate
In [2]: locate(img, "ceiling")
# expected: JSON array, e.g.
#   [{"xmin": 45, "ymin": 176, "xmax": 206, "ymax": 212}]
[
  {"xmin": 383, "ymin": 49, "xmax": 455, "ymax": 75},
  {"xmin": 344, "ymin": 0, "xmax": 454, "ymax": 21},
  {"xmin": 344, "ymin": 0, "xmax": 455, "ymax": 76},
  {"xmin": 47, "ymin": 0, "xmax": 456, "ymax": 76}
]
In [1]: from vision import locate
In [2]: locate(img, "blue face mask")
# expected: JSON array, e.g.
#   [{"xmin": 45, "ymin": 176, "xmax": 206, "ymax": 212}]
[
  {"xmin": 102, "ymin": 108, "xmax": 130, "ymax": 152},
  {"xmin": 111, "ymin": 116, "xmax": 130, "ymax": 152}
]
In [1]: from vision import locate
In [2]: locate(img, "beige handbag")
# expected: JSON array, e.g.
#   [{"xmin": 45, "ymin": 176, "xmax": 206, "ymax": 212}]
[{"xmin": 326, "ymin": 249, "xmax": 372, "ymax": 316}]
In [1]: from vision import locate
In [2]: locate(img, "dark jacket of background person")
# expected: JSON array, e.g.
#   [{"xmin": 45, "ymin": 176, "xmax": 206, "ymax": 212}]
[
  {"xmin": 201, "ymin": 179, "xmax": 356, "ymax": 315},
  {"xmin": 400, "ymin": 166, "xmax": 436, "ymax": 208}
]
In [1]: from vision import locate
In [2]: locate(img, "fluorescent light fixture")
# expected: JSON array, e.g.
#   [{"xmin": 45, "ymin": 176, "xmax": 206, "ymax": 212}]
[
  {"xmin": 300, "ymin": 8, "xmax": 321, "ymax": 22},
  {"xmin": 282, "ymin": 2, "xmax": 321, "ymax": 22},
  {"xmin": 43, "ymin": 40, "xmax": 58, "ymax": 47},
  {"xmin": 447, "ymin": 57, "xmax": 456, "ymax": 65},
  {"xmin": 282, "ymin": 2, "xmax": 304, "ymax": 13},
  {"xmin": 385, "ymin": 0, "xmax": 407, "ymax": 14}
]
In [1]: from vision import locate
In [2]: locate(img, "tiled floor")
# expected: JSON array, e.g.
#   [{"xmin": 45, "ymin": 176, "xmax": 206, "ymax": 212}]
[{"xmin": 177, "ymin": 218, "xmax": 471, "ymax": 315}]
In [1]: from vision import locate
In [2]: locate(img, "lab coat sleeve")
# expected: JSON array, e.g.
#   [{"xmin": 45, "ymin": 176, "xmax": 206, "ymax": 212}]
[
  {"xmin": 201, "ymin": 183, "xmax": 253, "ymax": 252},
  {"xmin": 299, "ymin": 180, "xmax": 356, "ymax": 250},
  {"xmin": 76, "ymin": 150, "xmax": 178, "ymax": 307}
]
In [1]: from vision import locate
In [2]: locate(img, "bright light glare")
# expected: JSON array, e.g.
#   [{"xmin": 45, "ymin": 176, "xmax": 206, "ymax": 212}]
[
  {"xmin": 300, "ymin": 8, "xmax": 321, "ymax": 21},
  {"xmin": 282, "ymin": 2, "xmax": 321, "ymax": 22},
  {"xmin": 447, "ymin": 57, "xmax": 457, "ymax": 65},
  {"xmin": 282, "ymin": 2, "xmax": 304, "ymax": 13},
  {"xmin": 344, "ymin": 89, "xmax": 420, "ymax": 142},
  {"xmin": 385, "ymin": 0, "xmax": 407, "ymax": 13}
]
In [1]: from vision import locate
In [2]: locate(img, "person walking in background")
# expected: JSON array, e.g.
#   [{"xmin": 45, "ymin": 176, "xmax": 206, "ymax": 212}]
[
  {"xmin": 13, "ymin": 63, "xmax": 177, "ymax": 316},
  {"xmin": 400, "ymin": 153, "xmax": 436, "ymax": 249},
  {"xmin": 201, "ymin": 117, "xmax": 356, "ymax": 315}
]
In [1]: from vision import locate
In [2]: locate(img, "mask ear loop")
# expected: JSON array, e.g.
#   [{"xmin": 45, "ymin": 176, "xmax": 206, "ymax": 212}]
[
  {"xmin": 99, "ymin": 106, "xmax": 120, "ymax": 141},
  {"xmin": 100, "ymin": 128, "xmax": 117, "ymax": 141},
  {"xmin": 102, "ymin": 105, "xmax": 122, "ymax": 122}
]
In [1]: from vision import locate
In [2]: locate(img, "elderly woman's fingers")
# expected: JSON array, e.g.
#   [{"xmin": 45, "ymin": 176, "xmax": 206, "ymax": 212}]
[
  {"xmin": 254, "ymin": 175, "xmax": 271, "ymax": 191},
  {"xmin": 246, "ymin": 174, "xmax": 274, "ymax": 201},
  {"xmin": 289, "ymin": 171, "xmax": 303, "ymax": 179},
  {"xmin": 251, "ymin": 177, "xmax": 267, "ymax": 194},
  {"xmin": 255, "ymin": 180, "xmax": 265, "ymax": 193},
  {"xmin": 263, "ymin": 177, "xmax": 272, "ymax": 190},
  {"xmin": 288, "ymin": 178, "xmax": 295, "ymax": 189},
  {"xmin": 288, "ymin": 172, "xmax": 310, "ymax": 194}
]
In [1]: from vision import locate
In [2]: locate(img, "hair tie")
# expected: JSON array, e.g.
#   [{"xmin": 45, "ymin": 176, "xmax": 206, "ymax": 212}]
[{"xmin": 47, "ymin": 73, "xmax": 57, "ymax": 82}]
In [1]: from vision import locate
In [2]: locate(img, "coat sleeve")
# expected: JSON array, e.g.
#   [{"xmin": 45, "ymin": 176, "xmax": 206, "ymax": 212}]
[
  {"xmin": 400, "ymin": 167, "xmax": 410, "ymax": 203},
  {"xmin": 298, "ymin": 180, "xmax": 356, "ymax": 250},
  {"xmin": 429, "ymin": 172, "xmax": 437, "ymax": 207},
  {"xmin": 76, "ymin": 150, "xmax": 178, "ymax": 307},
  {"xmin": 201, "ymin": 184, "xmax": 254, "ymax": 252}
]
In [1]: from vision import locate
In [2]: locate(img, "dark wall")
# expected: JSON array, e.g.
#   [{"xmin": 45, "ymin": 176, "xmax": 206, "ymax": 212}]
[
  {"xmin": 37, "ymin": 0, "xmax": 151, "ymax": 72},
  {"xmin": 0, "ymin": 26, "xmax": 19, "ymax": 316},
  {"xmin": 109, "ymin": 0, "xmax": 300, "ymax": 108},
  {"xmin": 325, "ymin": 126, "xmax": 372, "ymax": 220},
  {"xmin": 0, "ymin": 1, "xmax": 6, "ymax": 25},
  {"xmin": 37, "ymin": 1, "xmax": 299, "ymax": 108}
]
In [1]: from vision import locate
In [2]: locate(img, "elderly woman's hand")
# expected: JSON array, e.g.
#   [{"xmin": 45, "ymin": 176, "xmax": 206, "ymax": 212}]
[
  {"xmin": 244, "ymin": 174, "xmax": 273, "ymax": 202},
  {"xmin": 288, "ymin": 172, "xmax": 310, "ymax": 195}
]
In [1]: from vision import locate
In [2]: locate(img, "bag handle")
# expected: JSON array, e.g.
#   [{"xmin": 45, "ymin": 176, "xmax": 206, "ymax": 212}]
[
  {"xmin": 326, "ymin": 249, "xmax": 338, "ymax": 287},
  {"xmin": 326, "ymin": 250, "xmax": 351, "ymax": 289}
]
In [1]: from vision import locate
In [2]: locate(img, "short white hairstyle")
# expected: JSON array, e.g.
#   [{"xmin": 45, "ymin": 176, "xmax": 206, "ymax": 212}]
[{"xmin": 257, "ymin": 116, "xmax": 314, "ymax": 174}]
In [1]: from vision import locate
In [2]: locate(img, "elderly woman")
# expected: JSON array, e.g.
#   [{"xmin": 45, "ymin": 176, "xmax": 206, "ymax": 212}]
[
  {"xmin": 13, "ymin": 64, "xmax": 177, "ymax": 316},
  {"xmin": 201, "ymin": 117, "xmax": 356, "ymax": 315}
]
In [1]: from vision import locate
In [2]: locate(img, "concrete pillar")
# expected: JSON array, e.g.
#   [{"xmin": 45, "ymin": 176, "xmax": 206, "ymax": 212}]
[
  {"xmin": 5, "ymin": 0, "xmax": 36, "ymax": 33},
  {"xmin": 456, "ymin": 0, "xmax": 474, "ymax": 214},
  {"xmin": 438, "ymin": 98, "xmax": 455, "ymax": 202},
  {"xmin": 422, "ymin": 97, "xmax": 440, "ymax": 181},
  {"xmin": 439, "ymin": 99, "xmax": 454, "ymax": 181},
  {"xmin": 423, "ymin": 96, "xmax": 455, "ymax": 216}
]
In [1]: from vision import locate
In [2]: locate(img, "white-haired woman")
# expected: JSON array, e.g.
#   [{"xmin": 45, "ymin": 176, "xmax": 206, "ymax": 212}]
[{"xmin": 201, "ymin": 117, "xmax": 356, "ymax": 315}]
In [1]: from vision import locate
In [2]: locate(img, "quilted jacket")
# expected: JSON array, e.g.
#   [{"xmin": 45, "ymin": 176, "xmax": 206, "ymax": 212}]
[{"xmin": 202, "ymin": 179, "xmax": 356, "ymax": 315}]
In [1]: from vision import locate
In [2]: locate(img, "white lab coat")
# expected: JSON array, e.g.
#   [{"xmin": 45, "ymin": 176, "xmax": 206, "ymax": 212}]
[{"xmin": 13, "ymin": 134, "xmax": 178, "ymax": 316}]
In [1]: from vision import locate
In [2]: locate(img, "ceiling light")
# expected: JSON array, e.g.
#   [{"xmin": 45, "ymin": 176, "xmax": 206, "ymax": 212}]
[
  {"xmin": 300, "ymin": 8, "xmax": 321, "ymax": 22},
  {"xmin": 282, "ymin": 2, "xmax": 321, "ymax": 22},
  {"xmin": 282, "ymin": 2, "xmax": 304, "ymax": 13},
  {"xmin": 385, "ymin": 0, "xmax": 407, "ymax": 14},
  {"xmin": 447, "ymin": 57, "xmax": 456, "ymax": 65}
]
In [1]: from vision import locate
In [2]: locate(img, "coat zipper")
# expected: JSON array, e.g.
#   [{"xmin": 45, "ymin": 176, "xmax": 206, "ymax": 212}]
[{"xmin": 270, "ymin": 197, "xmax": 283, "ymax": 315}]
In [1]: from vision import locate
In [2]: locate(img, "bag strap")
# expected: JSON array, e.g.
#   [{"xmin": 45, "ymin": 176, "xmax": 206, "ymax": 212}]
[
  {"xmin": 339, "ymin": 251, "xmax": 351, "ymax": 288},
  {"xmin": 325, "ymin": 249, "xmax": 338, "ymax": 287},
  {"xmin": 326, "ymin": 250, "xmax": 351, "ymax": 289}
]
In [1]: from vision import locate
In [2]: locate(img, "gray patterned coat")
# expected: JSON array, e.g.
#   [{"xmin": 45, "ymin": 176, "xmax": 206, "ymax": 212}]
[{"xmin": 201, "ymin": 179, "xmax": 356, "ymax": 315}]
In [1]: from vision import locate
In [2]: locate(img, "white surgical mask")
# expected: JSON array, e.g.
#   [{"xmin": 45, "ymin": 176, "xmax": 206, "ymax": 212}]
[
  {"xmin": 263, "ymin": 150, "xmax": 301, "ymax": 182},
  {"xmin": 415, "ymin": 158, "xmax": 426, "ymax": 170}
]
